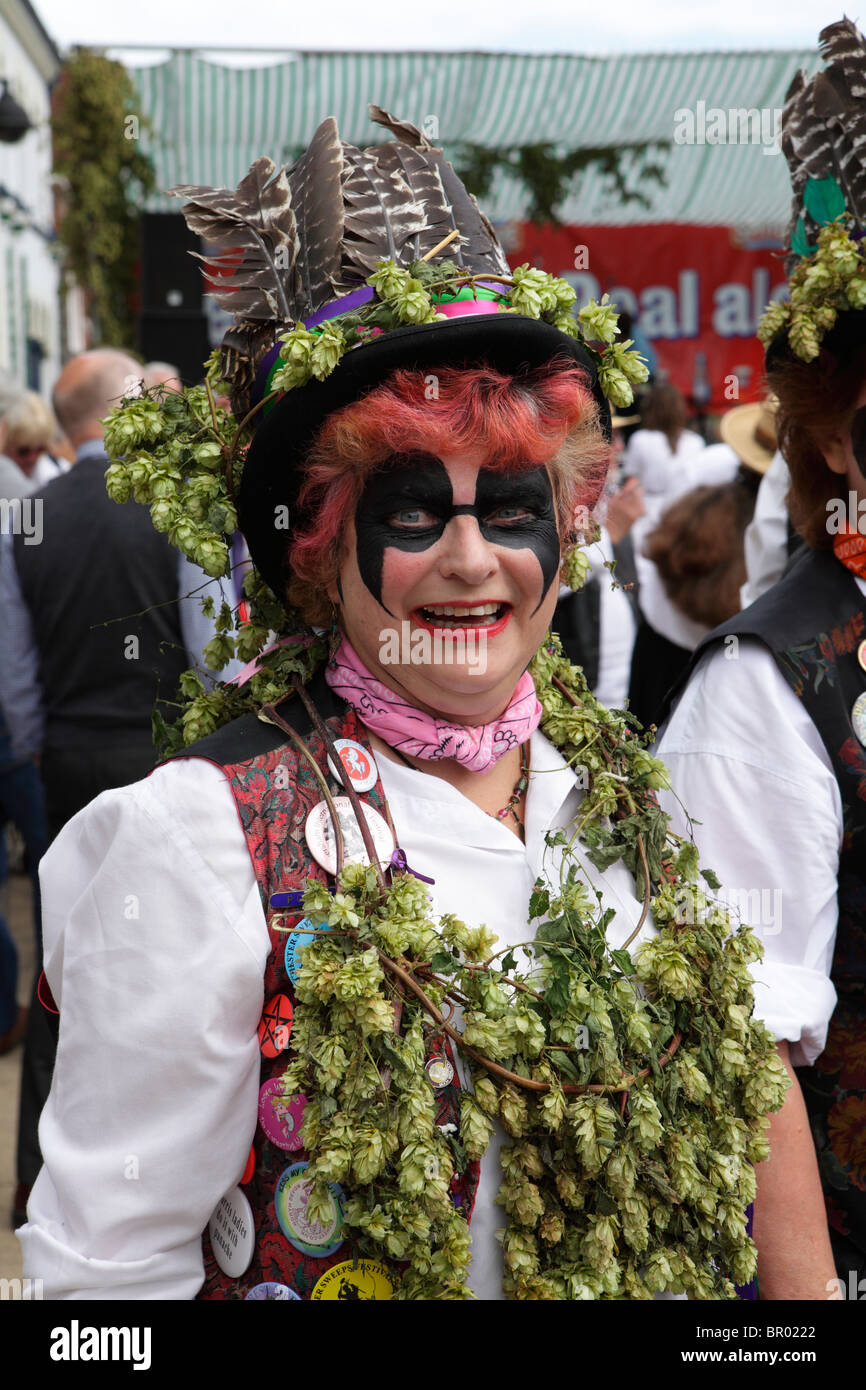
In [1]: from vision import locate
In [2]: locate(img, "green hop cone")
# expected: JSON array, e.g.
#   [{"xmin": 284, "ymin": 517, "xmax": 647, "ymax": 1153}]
[
  {"xmin": 599, "ymin": 362, "xmax": 634, "ymax": 410},
  {"xmin": 846, "ymin": 276, "xmax": 866, "ymax": 309},
  {"xmin": 105, "ymin": 463, "xmax": 132, "ymax": 503},
  {"xmin": 394, "ymin": 278, "xmax": 437, "ymax": 325},
  {"xmin": 192, "ymin": 440, "xmax": 223, "ymax": 469},
  {"xmin": 310, "ymin": 323, "xmax": 346, "ymax": 381},
  {"xmin": 757, "ymin": 299, "xmax": 790, "ymax": 348},
  {"xmin": 561, "ymin": 546, "xmax": 592, "ymax": 592},
  {"xmin": 195, "ymin": 538, "xmax": 229, "ymax": 578},
  {"xmin": 368, "ymin": 259, "xmax": 411, "ymax": 302},
  {"xmin": 578, "ymin": 293, "xmax": 620, "ymax": 344},
  {"xmin": 273, "ymin": 327, "xmax": 317, "ymax": 390},
  {"xmin": 460, "ymin": 1093, "xmax": 495, "ymax": 1160}
]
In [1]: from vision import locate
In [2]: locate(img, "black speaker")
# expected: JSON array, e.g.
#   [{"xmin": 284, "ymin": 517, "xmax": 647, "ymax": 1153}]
[{"xmin": 138, "ymin": 213, "xmax": 210, "ymax": 385}]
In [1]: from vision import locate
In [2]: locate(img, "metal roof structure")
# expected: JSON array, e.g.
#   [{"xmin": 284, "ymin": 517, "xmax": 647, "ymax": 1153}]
[{"xmin": 128, "ymin": 47, "xmax": 822, "ymax": 229}]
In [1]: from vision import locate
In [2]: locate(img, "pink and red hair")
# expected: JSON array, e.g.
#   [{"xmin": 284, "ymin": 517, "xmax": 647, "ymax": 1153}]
[{"xmin": 287, "ymin": 358, "xmax": 610, "ymax": 622}]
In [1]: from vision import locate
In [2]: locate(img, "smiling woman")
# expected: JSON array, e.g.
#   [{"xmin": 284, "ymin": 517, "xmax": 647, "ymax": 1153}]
[{"xmin": 19, "ymin": 104, "xmax": 792, "ymax": 1304}]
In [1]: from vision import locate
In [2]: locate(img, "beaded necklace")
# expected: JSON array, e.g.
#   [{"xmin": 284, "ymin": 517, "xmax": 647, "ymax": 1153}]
[{"xmin": 386, "ymin": 740, "xmax": 530, "ymax": 837}]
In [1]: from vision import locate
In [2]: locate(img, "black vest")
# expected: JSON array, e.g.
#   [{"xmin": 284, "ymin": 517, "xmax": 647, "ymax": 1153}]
[
  {"xmin": 676, "ymin": 548, "xmax": 866, "ymax": 1274},
  {"xmin": 13, "ymin": 454, "xmax": 189, "ymax": 743}
]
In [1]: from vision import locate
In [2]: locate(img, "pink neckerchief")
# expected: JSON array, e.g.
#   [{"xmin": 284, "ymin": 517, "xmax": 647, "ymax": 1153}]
[{"xmin": 324, "ymin": 636, "xmax": 541, "ymax": 773}]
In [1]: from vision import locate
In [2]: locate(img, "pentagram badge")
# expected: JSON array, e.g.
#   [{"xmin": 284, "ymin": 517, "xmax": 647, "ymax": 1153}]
[{"xmin": 258, "ymin": 992, "xmax": 294, "ymax": 1058}]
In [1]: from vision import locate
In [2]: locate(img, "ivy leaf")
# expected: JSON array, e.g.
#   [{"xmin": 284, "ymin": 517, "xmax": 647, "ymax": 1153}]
[
  {"xmin": 544, "ymin": 955, "xmax": 571, "ymax": 1016},
  {"xmin": 700, "ymin": 867, "xmax": 722, "ymax": 892},
  {"xmin": 548, "ymin": 1048, "xmax": 581, "ymax": 1082},
  {"xmin": 675, "ymin": 841, "xmax": 699, "ymax": 882},
  {"xmin": 529, "ymin": 885, "xmax": 550, "ymax": 920},
  {"xmin": 430, "ymin": 951, "xmax": 459, "ymax": 975},
  {"xmin": 500, "ymin": 950, "xmax": 517, "ymax": 974},
  {"xmin": 610, "ymin": 948, "xmax": 634, "ymax": 976},
  {"xmin": 586, "ymin": 842, "xmax": 622, "ymax": 874}
]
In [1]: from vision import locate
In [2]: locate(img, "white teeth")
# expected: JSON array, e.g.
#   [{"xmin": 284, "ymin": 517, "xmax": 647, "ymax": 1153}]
[{"xmin": 423, "ymin": 602, "xmax": 502, "ymax": 616}]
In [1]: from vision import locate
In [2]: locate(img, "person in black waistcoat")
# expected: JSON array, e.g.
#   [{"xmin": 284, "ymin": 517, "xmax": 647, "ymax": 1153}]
[{"xmin": 657, "ymin": 19, "xmax": 866, "ymax": 1300}]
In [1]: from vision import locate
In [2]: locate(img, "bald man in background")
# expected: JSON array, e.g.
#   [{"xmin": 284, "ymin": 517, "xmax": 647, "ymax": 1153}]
[{"xmin": 0, "ymin": 349, "xmax": 239, "ymax": 1221}]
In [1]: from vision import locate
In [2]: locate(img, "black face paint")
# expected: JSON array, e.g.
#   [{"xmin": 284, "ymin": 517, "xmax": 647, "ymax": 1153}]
[
  {"xmin": 852, "ymin": 405, "xmax": 866, "ymax": 479},
  {"xmin": 353, "ymin": 452, "xmax": 560, "ymax": 614}
]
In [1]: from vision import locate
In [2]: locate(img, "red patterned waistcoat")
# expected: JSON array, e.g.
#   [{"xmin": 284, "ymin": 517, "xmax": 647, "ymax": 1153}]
[{"xmin": 175, "ymin": 698, "xmax": 479, "ymax": 1299}]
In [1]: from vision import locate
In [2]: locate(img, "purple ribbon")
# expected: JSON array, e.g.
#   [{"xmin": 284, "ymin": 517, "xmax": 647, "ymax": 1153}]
[
  {"xmin": 389, "ymin": 848, "xmax": 435, "ymax": 884},
  {"xmin": 303, "ymin": 286, "xmax": 374, "ymax": 330}
]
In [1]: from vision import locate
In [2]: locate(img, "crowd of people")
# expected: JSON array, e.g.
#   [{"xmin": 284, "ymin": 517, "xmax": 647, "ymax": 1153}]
[
  {"xmin": 2, "ymin": 18, "xmax": 865, "ymax": 1304},
  {"xmin": 555, "ymin": 381, "xmax": 784, "ymax": 730},
  {"xmin": 0, "ymin": 351, "xmax": 238, "ymax": 1221}
]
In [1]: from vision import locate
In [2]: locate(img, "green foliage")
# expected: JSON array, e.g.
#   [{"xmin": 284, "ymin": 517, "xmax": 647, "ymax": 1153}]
[
  {"xmin": 454, "ymin": 141, "xmax": 669, "ymax": 225},
  {"xmin": 51, "ymin": 49, "xmax": 155, "ymax": 347}
]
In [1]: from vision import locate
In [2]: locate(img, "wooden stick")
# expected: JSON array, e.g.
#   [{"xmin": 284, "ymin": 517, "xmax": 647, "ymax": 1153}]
[{"xmin": 420, "ymin": 228, "xmax": 461, "ymax": 262}]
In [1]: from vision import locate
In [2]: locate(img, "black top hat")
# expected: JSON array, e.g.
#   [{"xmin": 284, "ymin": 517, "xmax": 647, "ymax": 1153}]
[{"xmin": 238, "ymin": 313, "xmax": 610, "ymax": 599}]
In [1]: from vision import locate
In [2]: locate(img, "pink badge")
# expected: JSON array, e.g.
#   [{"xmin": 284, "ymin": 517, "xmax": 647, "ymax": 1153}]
[{"xmin": 258, "ymin": 1080, "xmax": 307, "ymax": 1152}]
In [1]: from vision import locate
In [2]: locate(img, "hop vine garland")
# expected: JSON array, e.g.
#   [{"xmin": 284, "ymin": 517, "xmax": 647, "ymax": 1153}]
[
  {"xmin": 275, "ymin": 642, "xmax": 788, "ymax": 1300},
  {"xmin": 271, "ymin": 258, "xmax": 648, "ymax": 410},
  {"xmin": 101, "ymin": 287, "xmax": 785, "ymax": 1299}
]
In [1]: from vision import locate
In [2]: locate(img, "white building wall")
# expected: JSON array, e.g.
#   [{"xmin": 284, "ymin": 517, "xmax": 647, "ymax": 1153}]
[{"xmin": 0, "ymin": 4, "xmax": 84, "ymax": 397}]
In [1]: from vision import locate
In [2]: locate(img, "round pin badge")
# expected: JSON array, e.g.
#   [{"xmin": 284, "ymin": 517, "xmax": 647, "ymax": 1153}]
[
  {"xmin": 275, "ymin": 1162, "xmax": 344, "ymax": 1257},
  {"xmin": 327, "ymin": 739, "xmax": 378, "ymax": 793},
  {"xmin": 852, "ymin": 691, "xmax": 866, "ymax": 748},
  {"xmin": 258, "ymin": 993, "xmax": 293, "ymax": 1058},
  {"xmin": 284, "ymin": 917, "xmax": 332, "ymax": 985},
  {"xmin": 304, "ymin": 797, "xmax": 395, "ymax": 876},
  {"xmin": 311, "ymin": 1259, "xmax": 394, "ymax": 1301},
  {"xmin": 245, "ymin": 1282, "xmax": 301, "ymax": 1301},
  {"xmin": 208, "ymin": 1185, "xmax": 255, "ymax": 1278},
  {"xmin": 426, "ymin": 1057, "xmax": 455, "ymax": 1090},
  {"xmin": 858, "ymin": 639, "xmax": 866, "ymax": 674},
  {"xmin": 258, "ymin": 1080, "xmax": 308, "ymax": 1152}
]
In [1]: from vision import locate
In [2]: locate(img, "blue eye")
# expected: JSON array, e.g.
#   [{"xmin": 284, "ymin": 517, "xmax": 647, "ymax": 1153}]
[
  {"xmin": 388, "ymin": 508, "xmax": 438, "ymax": 528},
  {"xmin": 487, "ymin": 505, "xmax": 534, "ymax": 523}
]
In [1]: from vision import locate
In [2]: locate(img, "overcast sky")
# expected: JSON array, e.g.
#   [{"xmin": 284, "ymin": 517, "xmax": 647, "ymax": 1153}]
[{"xmin": 32, "ymin": 0, "xmax": 846, "ymax": 55}]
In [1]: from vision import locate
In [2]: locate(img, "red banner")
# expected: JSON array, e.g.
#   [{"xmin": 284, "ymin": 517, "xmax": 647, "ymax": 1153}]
[{"xmin": 508, "ymin": 223, "xmax": 788, "ymax": 413}]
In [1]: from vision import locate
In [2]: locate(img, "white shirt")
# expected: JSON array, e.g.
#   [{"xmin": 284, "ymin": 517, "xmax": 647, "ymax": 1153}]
[
  {"xmin": 655, "ymin": 612, "xmax": 862, "ymax": 1066},
  {"xmin": 19, "ymin": 729, "xmax": 655, "ymax": 1301},
  {"xmin": 741, "ymin": 450, "xmax": 791, "ymax": 609},
  {"xmin": 582, "ymin": 526, "xmax": 638, "ymax": 709},
  {"xmin": 623, "ymin": 428, "xmax": 706, "ymax": 503}
]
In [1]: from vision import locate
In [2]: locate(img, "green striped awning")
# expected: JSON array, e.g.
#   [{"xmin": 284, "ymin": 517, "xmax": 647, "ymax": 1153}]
[{"xmin": 128, "ymin": 48, "xmax": 822, "ymax": 229}]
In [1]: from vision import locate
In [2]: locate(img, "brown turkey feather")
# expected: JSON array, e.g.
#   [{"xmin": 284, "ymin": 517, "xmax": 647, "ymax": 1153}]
[
  {"xmin": 782, "ymin": 18, "xmax": 866, "ymax": 258},
  {"xmin": 287, "ymin": 117, "xmax": 345, "ymax": 320},
  {"xmin": 373, "ymin": 141, "xmax": 460, "ymax": 264},
  {"xmin": 369, "ymin": 105, "xmax": 510, "ymax": 276},
  {"xmin": 341, "ymin": 142, "xmax": 428, "ymax": 279},
  {"xmin": 173, "ymin": 157, "xmax": 300, "ymax": 322}
]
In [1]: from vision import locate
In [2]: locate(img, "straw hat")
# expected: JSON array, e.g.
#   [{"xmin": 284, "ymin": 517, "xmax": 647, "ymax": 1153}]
[{"xmin": 718, "ymin": 399, "xmax": 778, "ymax": 475}]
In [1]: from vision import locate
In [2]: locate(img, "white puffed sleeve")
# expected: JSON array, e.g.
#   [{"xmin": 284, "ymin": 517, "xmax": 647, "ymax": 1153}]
[
  {"xmin": 656, "ymin": 639, "xmax": 841, "ymax": 1068},
  {"xmin": 18, "ymin": 757, "xmax": 271, "ymax": 1299}
]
